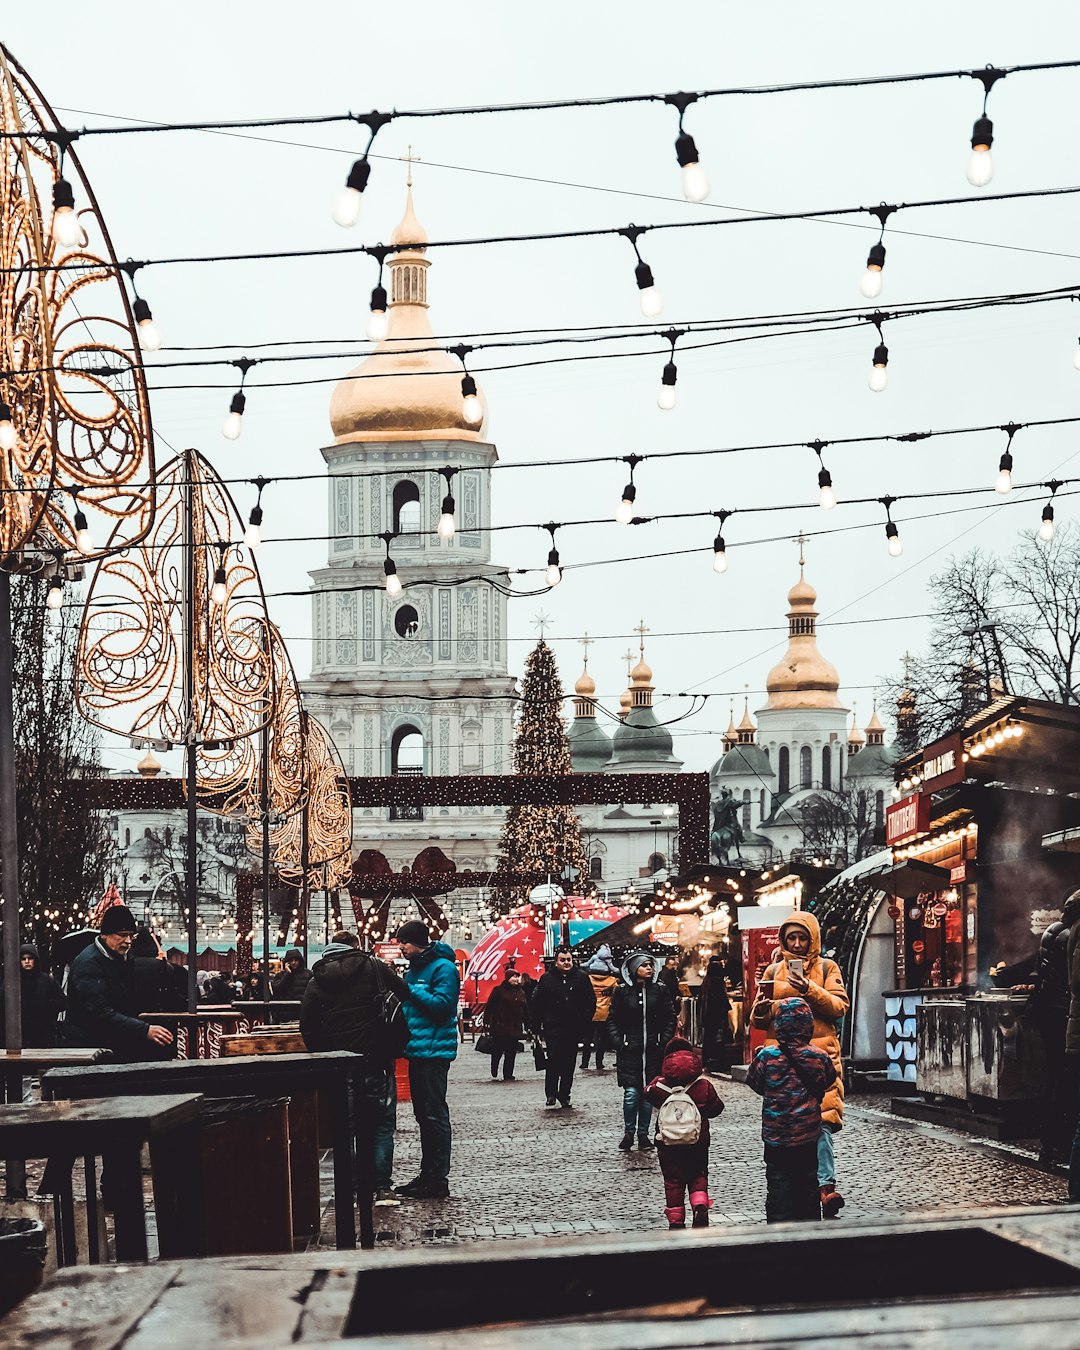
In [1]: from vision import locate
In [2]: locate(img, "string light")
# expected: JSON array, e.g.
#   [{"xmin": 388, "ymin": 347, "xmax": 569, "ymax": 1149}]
[
  {"xmin": 437, "ymin": 466, "xmax": 457, "ymax": 540},
  {"xmin": 381, "ymin": 532, "xmax": 402, "ymax": 598},
  {"xmin": 666, "ymin": 92, "xmax": 710, "ymax": 202},
  {"xmin": 70, "ymin": 488, "xmax": 94, "ymax": 555},
  {"xmin": 712, "ymin": 510, "xmax": 730, "ymax": 574},
  {"xmin": 809, "ymin": 440, "xmax": 836, "ymax": 511},
  {"xmin": 544, "ymin": 522, "xmax": 562, "ymax": 588},
  {"xmin": 657, "ymin": 328, "xmax": 683, "ymax": 410},
  {"xmin": 966, "ymin": 67, "xmax": 1006, "ymax": 188},
  {"xmin": 868, "ymin": 316, "xmax": 889, "ymax": 393},
  {"xmin": 333, "ymin": 156, "xmax": 371, "ymax": 228},
  {"xmin": 615, "ymin": 453, "xmax": 642, "ymax": 524},
  {"xmin": 45, "ymin": 574, "xmax": 63, "ymax": 611},
  {"xmin": 368, "ymin": 283, "xmax": 389, "ymax": 342},
  {"xmin": 50, "ymin": 176, "xmax": 81, "ymax": 247},
  {"xmin": 245, "ymin": 477, "xmax": 266, "ymax": 549},
  {"xmin": 859, "ymin": 205, "xmax": 894, "ymax": 299},
  {"xmin": 1039, "ymin": 479, "xmax": 1061, "ymax": 542},
  {"xmin": 210, "ymin": 543, "xmax": 228, "ymax": 606},
  {"xmin": 995, "ymin": 422, "xmax": 1019, "ymax": 495},
  {"xmin": 621, "ymin": 226, "xmax": 662, "ymax": 318},
  {"xmin": 0, "ymin": 399, "xmax": 17, "ymax": 451},
  {"xmin": 132, "ymin": 296, "xmax": 160, "ymax": 352},
  {"xmin": 880, "ymin": 496, "xmax": 903, "ymax": 557},
  {"xmin": 222, "ymin": 358, "xmax": 255, "ymax": 441}
]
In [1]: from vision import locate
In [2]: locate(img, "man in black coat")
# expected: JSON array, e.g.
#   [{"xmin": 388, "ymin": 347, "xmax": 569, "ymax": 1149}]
[
  {"xmin": 11, "ymin": 945, "xmax": 65, "ymax": 1048},
  {"xmin": 531, "ymin": 947, "xmax": 596, "ymax": 1108},
  {"xmin": 300, "ymin": 931, "xmax": 410, "ymax": 1206},
  {"xmin": 62, "ymin": 905, "xmax": 175, "ymax": 1062}
]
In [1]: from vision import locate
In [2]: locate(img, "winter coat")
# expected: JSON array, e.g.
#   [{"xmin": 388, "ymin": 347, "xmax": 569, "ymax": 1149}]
[
  {"xmin": 62, "ymin": 938, "xmax": 167, "ymax": 1062},
  {"xmin": 1063, "ymin": 914, "xmax": 1080, "ymax": 1054},
  {"xmin": 484, "ymin": 979, "xmax": 528, "ymax": 1039},
  {"xmin": 13, "ymin": 946, "xmax": 65, "ymax": 1049},
  {"xmin": 658, "ymin": 967, "xmax": 682, "ymax": 1007},
  {"xmin": 300, "ymin": 946, "xmax": 409, "ymax": 1064},
  {"xmin": 750, "ymin": 910, "xmax": 848, "ymax": 1128},
  {"xmin": 272, "ymin": 951, "xmax": 312, "ymax": 1000},
  {"xmin": 610, "ymin": 964, "xmax": 677, "ymax": 1089},
  {"xmin": 532, "ymin": 968, "xmax": 596, "ymax": 1041},
  {"xmin": 699, "ymin": 957, "xmax": 734, "ymax": 1070},
  {"xmin": 587, "ymin": 973, "xmax": 618, "ymax": 1023},
  {"xmin": 645, "ymin": 1037, "xmax": 724, "ymax": 1146},
  {"xmin": 133, "ymin": 957, "xmax": 186, "ymax": 1016},
  {"xmin": 1038, "ymin": 894, "xmax": 1080, "ymax": 1030},
  {"xmin": 402, "ymin": 941, "xmax": 461, "ymax": 1060},
  {"xmin": 747, "ymin": 997, "xmax": 837, "ymax": 1148}
]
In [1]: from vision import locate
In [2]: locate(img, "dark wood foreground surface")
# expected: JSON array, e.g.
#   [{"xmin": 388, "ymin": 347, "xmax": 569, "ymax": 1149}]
[{"xmin": 6, "ymin": 1205, "xmax": 1080, "ymax": 1347}]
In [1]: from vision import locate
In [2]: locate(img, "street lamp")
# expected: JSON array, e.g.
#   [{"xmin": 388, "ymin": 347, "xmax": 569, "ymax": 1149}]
[{"xmin": 650, "ymin": 819, "xmax": 663, "ymax": 871}]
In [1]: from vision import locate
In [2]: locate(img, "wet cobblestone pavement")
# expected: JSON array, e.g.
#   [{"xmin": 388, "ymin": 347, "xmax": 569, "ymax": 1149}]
[{"xmin": 320, "ymin": 1046, "xmax": 1069, "ymax": 1247}]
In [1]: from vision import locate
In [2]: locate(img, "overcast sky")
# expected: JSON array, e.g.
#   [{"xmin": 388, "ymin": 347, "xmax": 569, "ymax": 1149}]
[{"xmin": 7, "ymin": 4, "xmax": 1080, "ymax": 775}]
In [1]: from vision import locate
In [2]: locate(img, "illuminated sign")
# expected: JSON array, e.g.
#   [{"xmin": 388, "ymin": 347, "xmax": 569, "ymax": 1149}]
[
  {"xmin": 886, "ymin": 793, "xmax": 931, "ymax": 846},
  {"xmin": 920, "ymin": 733, "xmax": 965, "ymax": 793}
]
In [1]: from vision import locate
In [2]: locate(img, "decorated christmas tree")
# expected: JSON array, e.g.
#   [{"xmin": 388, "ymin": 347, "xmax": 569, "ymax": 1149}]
[{"xmin": 494, "ymin": 639, "xmax": 587, "ymax": 913}]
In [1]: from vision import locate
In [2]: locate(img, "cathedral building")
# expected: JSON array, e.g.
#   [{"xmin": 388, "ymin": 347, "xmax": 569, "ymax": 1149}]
[
  {"xmin": 709, "ymin": 564, "xmax": 894, "ymax": 866},
  {"xmin": 304, "ymin": 185, "xmax": 516, "ymax": 913}
]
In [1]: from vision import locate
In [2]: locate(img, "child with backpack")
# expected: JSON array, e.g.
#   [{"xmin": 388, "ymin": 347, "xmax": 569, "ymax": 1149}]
[
  {"xmin": 746, "ymin": 996, "xmax": 837, "ymax": 1224},
  {"xmin": 644, "ymin": 1035, "xmax": 724, "ymax": 1230}
]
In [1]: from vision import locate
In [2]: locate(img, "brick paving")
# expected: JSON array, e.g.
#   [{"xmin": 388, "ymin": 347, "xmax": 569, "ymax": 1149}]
[{"xmin": 327, "ymin": 1045, "xmax": 1069, "ymax": 1247}]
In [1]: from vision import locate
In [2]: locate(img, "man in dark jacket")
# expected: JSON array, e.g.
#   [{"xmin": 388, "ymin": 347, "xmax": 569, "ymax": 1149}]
[
  {"xmin": 532, "ymin": 947, "xmax": 596, "ymax": 1109},
  {"xmin": 610, "ymin": 953, "xmax": 676, "ymax": 1150},
  {"xmin": 394, "ymin": 921, "xmax": 461, "ymax": 1200},
  {"xmin": 271, "ymin": 948, "xmax": 311, "ymax": 1021},
  {"xmin": 301, "ymin": 931, "xmax": 410, "ymax": 1206},
  {"xmin": 1035, "ymin": 891, "xmax": 1080, "ymax": 1163},
  {"xmin": 62, "ymin": 905, "xmax": 174, "ymax": 1062},
  {"xmin": 14, "ymin": 945, "xmax": 65, "ymax": 1048}
]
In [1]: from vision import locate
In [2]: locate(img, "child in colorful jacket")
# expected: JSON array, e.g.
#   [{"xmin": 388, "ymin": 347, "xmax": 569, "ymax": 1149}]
[{"xmin": 746, "ymin": 996, "xmax": 837, "ymax": 1224}]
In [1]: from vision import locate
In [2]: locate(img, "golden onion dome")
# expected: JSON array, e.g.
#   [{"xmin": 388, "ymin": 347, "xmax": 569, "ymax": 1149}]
[
  {"xmin": 848, "ymin": 713, "xmax": 866, "ymax": 747},
  {"xmin": 575, "ymin": 664, "xmax": 596, "ymax": 697},
  {"xmin": 618, "ymin": 686, "xmax": 633, "ymax": 719},
  {"xmin": 865, "ymin": 704, "xmax": 886, "ymax": 734},
  {"xmin": 328, "ymin": 186, "xmax": 486, "ymax": 444},
  {"xmin": 630, "ymin": 655, "xmax": 653, "ymax": 688},
  {"xmin": 764, "ymin": 569, "xmax": 844, "ymax": 711}
]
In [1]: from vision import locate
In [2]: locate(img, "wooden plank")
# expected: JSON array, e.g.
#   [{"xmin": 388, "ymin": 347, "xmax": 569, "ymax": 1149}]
[
  {"xmin": 121, "ymin": 1267, "xmax": 315, "ymax": 1348},
  {"xmin": 0, "ymin": 1264, "xmax": 180, "ymax": 1350},
  {"xmin": 0, "ymin": 1094, "xmax": 204, "ymax": 1155},
  {"xmin": 219, "ymin": 1032, "xmax": 307, "ymax": 1056},
  {"xmin": 292, "ymin": 1268, "xmax": 355, "ymax": 1342}
]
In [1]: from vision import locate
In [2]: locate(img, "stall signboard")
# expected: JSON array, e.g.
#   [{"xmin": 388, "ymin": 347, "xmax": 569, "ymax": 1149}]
[
  {"xmin": 740, "ymin": 906, "xmax": 790, "ymax": 1064},
  {"xmin": 950, "ymin": 863, "xmax": 968, "ymax": 884},
  {"xmin": 374, "ymin": 942, "xmax": 403, "ymax": 963},
  {"xmin": 886, "ymin": 793, "xmax": 931, "ymax": 846},
  {"xmin": 920, "ymin": 733, "xmax": 965, "ymax": 793}
]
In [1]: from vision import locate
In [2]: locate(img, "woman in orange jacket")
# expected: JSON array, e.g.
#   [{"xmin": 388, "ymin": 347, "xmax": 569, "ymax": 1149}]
[{"xmin": 750, "ymin": 909, "xmax": 849, "ymax": 1218}]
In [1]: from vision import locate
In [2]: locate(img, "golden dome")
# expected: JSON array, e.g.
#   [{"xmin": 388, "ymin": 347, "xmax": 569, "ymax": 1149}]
[
  {"xmin": 618, "ymin": 686, "xmax": 632, "ymax": 719},
  {"xmin": 848, "ymin": 711, "xmax": 866, "ymax": 747},
  {"xmin": 575, "ymin": 664, "xmax": 596, "ymax": 697},
  {"xmin": 865, "ymin": 705, "xmax": 885, "ymax": 733},
  {"xmin": 137, "ymin": 747, "xmax": 162, "ymax": 778},
  {"xmin": 328, "ymin": 186, "xmax": 486, "ymax": 444},
  {"xmin": 630, "ymin": 656, "xmax": 653, "ymax": 688},
  {"xmin": 764, "ymin": 569, "xmax": 844, "ymax": 711},
  {"xmin": 737, "ymin": 699, "xmax": 756, "ymax": 734}
]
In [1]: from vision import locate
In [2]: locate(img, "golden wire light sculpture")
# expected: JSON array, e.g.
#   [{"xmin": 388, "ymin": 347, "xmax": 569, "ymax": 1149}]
[
  {"xmin": 0, "ymin": 46, "xmax": 154, "ymax": 568},
  {"xmin": 75, "ymin": 447, "xmax": 274, "ymax": 779},
  {"xmin": 267, "ymin": 711, "xmax": 353, "ymax": 889},
  {"xmin": 229, "ymin": 619, "xmax": 307, "ymax": 823}
]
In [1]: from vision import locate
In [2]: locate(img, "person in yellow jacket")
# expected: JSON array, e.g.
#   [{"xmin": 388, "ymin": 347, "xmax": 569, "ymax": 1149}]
[
  {"xmin": 580, "ymin": 945, "xmax": 619, "ymax": 1070},
  {"xmin": 750, "ymin": 910, "xmax": 849, "ymax": 1219}
]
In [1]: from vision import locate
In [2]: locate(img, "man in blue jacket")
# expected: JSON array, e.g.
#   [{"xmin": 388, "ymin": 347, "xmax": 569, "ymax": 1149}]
[{"xmin": 394, "ymin": 920, "xmax": 460, "ymax": 1200}]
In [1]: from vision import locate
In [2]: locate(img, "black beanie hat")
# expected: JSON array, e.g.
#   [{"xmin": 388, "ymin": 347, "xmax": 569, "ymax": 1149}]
[
  {"xmin": 100, "ymin": 904, "xmax": 138, "ymax": 935},
  {"xmin": 395, "ymin": 920, "xmax": 431, "ymax": 948}
]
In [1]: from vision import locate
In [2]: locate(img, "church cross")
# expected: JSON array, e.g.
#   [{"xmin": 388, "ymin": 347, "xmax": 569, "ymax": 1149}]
[
  {"xmin": 634, "ymin": 618, "xmax": 650, "ymax": 654},
  {"xmin": 399, "ymin": 145, "xmax": 422, "ymax": 186},
  {"xmin": 622, "ymin": 647, "xmax": 635, "ymax": 675},
  {"xmin": 579, "ymin": 632, "xmax": 593, "ymax": 664},
  {"xmin": 792, "ymin": 531, "xmax": 809, "ymax": 570}
]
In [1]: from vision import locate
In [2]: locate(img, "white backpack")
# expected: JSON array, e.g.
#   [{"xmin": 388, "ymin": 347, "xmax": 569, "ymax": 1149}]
[{"xmin": 655, "ymin": 1077, "xmax": 706, "ymax": 1145}]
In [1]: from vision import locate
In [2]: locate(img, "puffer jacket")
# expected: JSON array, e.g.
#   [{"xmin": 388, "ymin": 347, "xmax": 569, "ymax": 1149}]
[
  {"xmin": 301, "ymin": 944, "xmax": 409, "ymax": 1064},
  {"xmin": 402, "ymin": 941, "xmax": 461, "ymax": 1060},
  {"xmin": 610, "ymin": 958, "xmax": 677, "ymax": 1089},
  {"xmin": 747, "ymin": 997, "xmax": 837, "ymax": 1147},
  {"xmin": 645, "ymin": 1037, "xmax": 724, "ymax": 1146},
  {"xmin": 750, "ymin": 910, "xmax": 848, "ymax": 1128}
]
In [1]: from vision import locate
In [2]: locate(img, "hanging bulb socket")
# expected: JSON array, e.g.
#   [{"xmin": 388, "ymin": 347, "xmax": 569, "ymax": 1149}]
[
  {"xmin": 818, "ymin": 466, "xmax": 837, "ymax": 510},
  {"xmin": 45, "ymin": 575, "xmax": 63, "ymax": 611},
  {"xmin": 367, "ymin": 284, "xmax": 389, "ymax": 341},
  {"xmin": 210, "ymin": 563, "xmax": 228, "ymax": 606},
  {"xmin": 657, "ymin": 359, "xmax": 678, "ymax": 411},
  {"xmin": 869, "ymin": 341, "xmax": 889, "ymax": 392},
  {"xmin": 1040, "ymin": 501, "xmax": 1056, "ymax": 542},
  {"xmin": 0, "ymin": 399, "xmax": 16, "ymax": 451},
  {"xmin": 51, "ymin": 178, "xmax": 81, "ymax": 247},
  {"xmin": 967, "ymin": 115, "xmax": 995, "ymax": 187},
  {"xmin": 384, "ymin": 556, "xmax": 402, "ymax": 598},
  {"xmin": 52, "ymin": 177, "xmax": 75, "ymax": 213},
  {"xmin": 675, "ymin": 131, "xmax": 709, "ymax": 202},
  {"xmin": 996, "ymin": 449, "xmax": 1014, "ymax": 495},
  {"xmin": 132, "ymin": 297, "xmax": 161, "ymax": 353},
  {"xmin": 245, "ymin": 504, "xmax": 263, "ymax": 549},
  {"xmin": 437, "ymin": 493, "xmax": 456, "ymax": 540},
  {"xmin": 860, "ymin": 242, "xmax": 886, "ymax": 298},
  {"xmin": 73, "ymin": 506, "xmax": 93, "ymax": 555},
  {"xmin": 615, "ymin": 481, "xmax": 637, "ymax": 525},
  {"xmin": 334, "ymin": 157, "xmax": 371, "ymax": 227},
  {"xmin": 222, "ymin": 390, "xmax": 246, "ymax": 441},
  {"xmin": 545, "ymin": 547, "xmax": 562, "ymax": 588},
  {"xmin": 885, "ymin": 520, "xmax": 902, "ymax": 557},
  {"xmin": 971, "ymin": 115, "xmax": 994, "ymax": 152},
  {"xmin": 460, "ymin": 373, "xmax": 482, "ymax": 425},
  {"xmin": 712, "ymin": 532, "xmax": 728, "ymax": 574}
]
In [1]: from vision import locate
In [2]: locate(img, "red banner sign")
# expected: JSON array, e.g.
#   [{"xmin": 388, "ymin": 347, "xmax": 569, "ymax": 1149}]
[
  {"xmin": 920, "ymin": 733, "xmax": 965, "ymax": 793},
  {"xmin": 886, "ymin": 793, "xmax": 931, "ymax": 846}
]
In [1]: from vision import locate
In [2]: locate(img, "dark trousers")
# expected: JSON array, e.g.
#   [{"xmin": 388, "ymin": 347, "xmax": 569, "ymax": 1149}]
[
  {"xmin": 408, "ymin": 1059, "xmax": 452, "ymax": 1185},
  {"xmin": 355, "ymin": 1066, "xmax": 397, "ymax": 1191},
  {"xmin": 544, "ymin": 1036, "xmax": 578, "ymax": 1102},
  {"xmin": 580, "ymin": 1021, "xmax": 612, "ymax": 1068},
  {"xmin": 764, "ymin": 1142, "xmax": 821, "ymax": 1223},
  {"xmin": 490, "ymin": 1036, "xmax": 519, "ymax": 1080}
]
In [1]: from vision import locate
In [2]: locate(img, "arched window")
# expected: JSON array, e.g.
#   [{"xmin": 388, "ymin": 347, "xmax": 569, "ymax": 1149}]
[
  {"xmin": 778, "ymin": 746, "xmax": 790, "ymax": 795},
  {"xmin": 800, "ymin": 745, "xmax": 812, "ymax": 788},
  {"xmin": 393, "ymin": 604, "xmax": 419, "ymax": 638},
  {"xmin": 742, "ymin": 789, "xmax": 751, "ymax": 831},
  {"xmin": 392, "ymin": 480, "xmax": 421, "ymax": 535},
  {"xmin": 589, "ymin": 855, "xmax": 604, "ymax": 880},
  {"xmin": 647, "ymin": 852, "xmax": 665, "ymax": 874},
  {"xmin": 821, "ymin": 745, "xmax": 832, "ymax": 791},
  {"xmin": 759, "ymin": 788, "xmax": 766, "ymax": 819},
  {"xmin": 391, "ymin": 725, "xmax": 424, "ymax": 774},
  {"xmin": 124, "ymin": 828, "xmax": 130, "ymax": 848},
  {"xmin": 875, "ymin": 790, "xmax": 885, "ymax": 830}
]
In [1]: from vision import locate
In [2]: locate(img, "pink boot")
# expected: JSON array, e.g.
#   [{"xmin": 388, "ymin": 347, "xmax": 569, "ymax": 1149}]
[
  {"xmin": 664, "ymin": 1206, "xmax": 686, "ymax": 1230},
  {"xmin": 689, "ymin": 1190, "xmax": 711, "ymax": 1228}
]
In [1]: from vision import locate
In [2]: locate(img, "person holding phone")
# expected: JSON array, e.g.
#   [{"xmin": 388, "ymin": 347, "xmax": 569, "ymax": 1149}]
[{"xmin": 750, "ymin": 911, "xmax": 849, "ymax": 1219}]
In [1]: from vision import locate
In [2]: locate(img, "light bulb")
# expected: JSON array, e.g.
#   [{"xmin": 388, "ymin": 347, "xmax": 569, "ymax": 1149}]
[
  {"xmin": 639, "ymin": 286, "xmax": 663, "ymax": 318},
  {"xmin": 681, "ymin": 162, "xmax": 709, "ymax": 203},
  {"xmin": 51, "ymin": 179, "xmax": 81, "ymax": 247},
  {"xmin": 211, "ymin": 578, "xmax": 227, "ymax": 606},
  {"xmin": 367, "ymin": 284, "xmax": 388, "ymax": 341},
  {"xmin": 437, "ymin": 494, "xmax": 456, "ymax": 540},
  {"xmin": 996, "ymin": 451, "xmax": 1013, "ymax": 495},
  {"xmin": 818, "ymin": 473, "xmax": 837, "ymax": 511},
  {"xmin": 222, "ymin": 391, "xmax": 245, "ymax": 441},
  {"xmin": 860, "ymin": 267, "xmax": 883, "ymax": 299},
  {"xmin": 615, "ymin": 484, "xmax": 636, "ymax": 524},
  {"xmin": 712, "ymin": 533, "xmax": 728, "ymax": 573},
  {"xmin": 657, "ymin": 385, "xmax": 676, "ymax": 410},
  {"xmin": 0, "ymin": 402, "xmax": 16, "ymax": 451},
  {"xmin": 133, "ymin": 297, "xmax": 161, "ymax": 352},
  {"xmin": 868, "ymin": 365, "xmax": 888, "ymax": 393},
  {"xmin": 74, "ymin": 509, "xmax": 93, "ymax": 555},
  {"xmin": 384, "ymin": 558, "xmax": 402, "ymax": 598},
  {"xmin": 967, "ymin": 148, "xmax": 994, "ymax": 187},
  {"xmin": 46, "ymin": 577, "xmax": 63, "ymax": 610},
  {"xmin": 1039, "ymin": 505, "xmax": 1055, "ymax": 541},
  {"xmin": 333, "ymin": 157, "xmax": 371, "ymax": 227},
  {"xmin": 545, "ymin": 548, "xmax": 562, "ymax": 587},
  {"xmin": 460, "ymin": 373, "xmax": 482, "ymax": 424},
  {"xmin": 245, "ymin": 506, "xmax": 263, "ymax": 549},
  {"xmin": 886, "ymin": 522, "xmax": 903, "ymax": 557}
]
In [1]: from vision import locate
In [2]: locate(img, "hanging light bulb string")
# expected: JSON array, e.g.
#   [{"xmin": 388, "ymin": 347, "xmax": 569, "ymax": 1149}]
[
  {"xmin": 245, "ymin": 476, "xmax": 267, "ymax": 549},
  {"xmin": 879, "ymin": 496, "xmax": 904, "ymax": 557},
  {"xmin": 543, "ymin": 522, "xmax": 563, "ymax": 588},
  {"xmin": 450, "ymin": 344, "xmax": 484, "ymax": 425},
  {"xmin": 657, "ymin": 328, "xmax": 684, "ymax": 410},
  {"xmin": 332, "ymin": 112, "xmax": 393, "ymax": 228},
  {"xmin": 367, "ymin": 247, "xmax": 391, "ymax": 341},
  {"xmin": 868, "ymin": 312, "xmax": 890, "ymax": 392},
  {"xmin": 1040, "ymin": 478, "xmax": 1062, "ymax": 541},
  {"xmin": 665, "ymin": 92, "xmax": 710, "ymax": 203},
  {"xmin": 437, "ymin": 467, "xmax": 458, "ymax": 540},
  {"xmin": 995, "ymin": 420, "xmax": 1021, "ymax": 494},
  {"xmin": 711, "ymin": 510, "xmax": 731, "ymax": 575},
  {"xmin": 210, "ymin": 542, "xmax": 229, "ymax": 605},
  {"xmin": 615, "ymin": 453, "xmax": 644, "ymax": 524},
  {"xmin": 859, "ymin": 204, "xmax": 896, "ymax": 299},
  {"xmin": 967, "ymin": 66, "xmax": 1006, "ymax": 188},
  {"xmin": 809, "ymin": 441, "xmax": 837, "ymax": 511},
  {"xmin": 222, "ymin": 357, "xmax": 257, "ymax": 441},
  {"xmin": 619, "ymin": 226, "xmax": 663, "ymax": 318},
  {"xmin": 119, "ymin": 259, "xmax": 161, "ymax": 353}
]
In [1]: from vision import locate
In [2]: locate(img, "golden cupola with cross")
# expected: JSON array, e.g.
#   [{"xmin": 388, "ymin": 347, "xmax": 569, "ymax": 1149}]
[{"xmin": 763, "ymin": 564, "xmax": 844, "ymax": 712}]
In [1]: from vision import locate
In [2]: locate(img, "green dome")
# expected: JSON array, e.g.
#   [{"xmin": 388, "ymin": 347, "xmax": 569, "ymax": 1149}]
[
  {"xmin": 711, "ymin": 744, "xmax": 774, "ymax": 782},
  {"xmin": 846, "ymin": 742, "xmax": 894, "ymax": 779},
  {"xmin": 568, "ymin": 716, "xmax": 613, "ymax": 772},
  {"xmin": 608, "ymin": 705, "xmax": 677, "ymax": 766}
]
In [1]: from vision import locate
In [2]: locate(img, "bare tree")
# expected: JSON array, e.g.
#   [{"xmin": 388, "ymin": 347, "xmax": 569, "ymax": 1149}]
[{"xmin": 798, "ymin": 789, "xmax": 880, "ymax": 867}]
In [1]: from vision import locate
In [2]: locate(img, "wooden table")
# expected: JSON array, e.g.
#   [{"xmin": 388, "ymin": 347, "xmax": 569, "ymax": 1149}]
[
  {"xmin": 6, "ymin": 1205, "xmax": 1080, "ymax": 1347},
  {"xmin": 0, "ymin": 1094, "xmax": 202, "ymax": 1266},
  {"xmin": 42, "ymin": 1050, "xmax": 364, "ymax": 1249},
  {"xmin": 0, "ymin": 1049, "xmax": 113, "ymax": 1202}
]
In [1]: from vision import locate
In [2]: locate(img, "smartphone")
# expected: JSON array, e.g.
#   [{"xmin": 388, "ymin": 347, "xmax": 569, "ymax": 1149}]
[{"xmin": 788, "ymin": 958, "xmax": 805, "ymax": 980}]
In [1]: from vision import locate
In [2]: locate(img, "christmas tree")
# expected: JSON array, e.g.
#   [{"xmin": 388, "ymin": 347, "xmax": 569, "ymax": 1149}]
[{"xmin": 494, "ymin": 639, "xmax": 587, "ymax": 913}]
